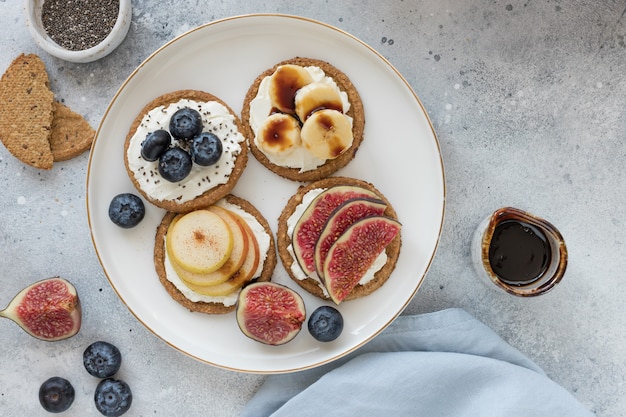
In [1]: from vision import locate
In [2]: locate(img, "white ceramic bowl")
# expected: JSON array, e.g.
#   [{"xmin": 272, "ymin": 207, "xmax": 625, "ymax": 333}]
[{"xmin": 23, "ymin": 0, "xmax": 132, "ymax": 63}]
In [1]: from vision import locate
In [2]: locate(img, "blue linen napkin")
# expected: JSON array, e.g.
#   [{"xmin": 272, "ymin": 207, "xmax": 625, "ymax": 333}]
[{"xmin": 240, "ymin": 308, "xmax": 593, "ymax": 417}]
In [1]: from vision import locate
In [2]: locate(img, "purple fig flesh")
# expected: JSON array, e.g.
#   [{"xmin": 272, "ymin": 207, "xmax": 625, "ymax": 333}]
[{"xmin": 0, "ymin": 277, "xmax": 81, "ymax": 341}]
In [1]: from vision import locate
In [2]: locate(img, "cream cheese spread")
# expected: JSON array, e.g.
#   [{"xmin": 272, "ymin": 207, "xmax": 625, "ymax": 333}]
[
  {"xmin": 286, "ymin": 188, "xmax": 387, "ymax": 297},
  {"xmin": 249, "ymin": 66, "xmax": 352, "ymax": 172},
  {"xmin": 127, "ymin": 99, "xmax": 244, "ymax": 204},
  {"xmin": 164, "ymin": 200, "xmax": 271, "ymax": 306}
]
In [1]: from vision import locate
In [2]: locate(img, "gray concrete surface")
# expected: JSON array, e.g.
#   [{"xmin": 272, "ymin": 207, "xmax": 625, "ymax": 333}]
[{"xmin": 1, "ymin": 1, "xmax": 624, "ymax": 416}]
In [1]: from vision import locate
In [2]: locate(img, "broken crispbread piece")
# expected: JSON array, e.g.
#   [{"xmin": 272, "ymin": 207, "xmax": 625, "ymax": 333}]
[
  {"xmin": 50, "ymin": 101, "xmax": 95, "ymax": 161},
  {"xmin": 0, "ymin": 53, "xmax": 55, "ymax": 169}
]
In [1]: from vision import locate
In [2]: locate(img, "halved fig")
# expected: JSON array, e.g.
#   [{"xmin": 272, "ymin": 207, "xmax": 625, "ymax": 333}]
[
  {"xmin": 324, "ymin": 216, "xmax": 401, "ymax": 304},
  {"xmin": 236, "ymin": 282, "xmax": 306, "ymax": 345},
  {"xmin": 0, "ymin": 277, "xmax": 81, "ymax": 341},
  {"xmin": 292, "ymin": 185, "xmax": 379, "ymax": 277},
  {"xmin": 314, "ymin": 197, "xmax": 387, "ymax": 282}
]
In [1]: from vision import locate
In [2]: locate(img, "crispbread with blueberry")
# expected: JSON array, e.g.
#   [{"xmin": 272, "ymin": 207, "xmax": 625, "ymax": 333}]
[{"xmin": 124, "ymin": 90, "xmax": 249, "ymax": 213}]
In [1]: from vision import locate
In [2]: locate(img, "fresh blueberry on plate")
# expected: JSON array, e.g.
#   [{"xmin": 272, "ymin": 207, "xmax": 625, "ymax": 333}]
[
  {"xmin": 108, "ymin": 193, "xmax": 145, "ymax": 228},
  {"xmin": 308, "ymin": 305, "xmax": 344, "ymax": 342}
]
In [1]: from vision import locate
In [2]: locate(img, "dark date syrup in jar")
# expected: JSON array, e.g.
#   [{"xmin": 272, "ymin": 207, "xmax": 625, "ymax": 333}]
[{"xmin": 488, "ymin": 220, "xmax": 552, "ymax": 286}]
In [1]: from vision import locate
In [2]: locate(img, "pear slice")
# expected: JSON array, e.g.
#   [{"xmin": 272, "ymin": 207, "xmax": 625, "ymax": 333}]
[
  {"xmin": 197, "ymin": 206, "xmax": 249, "ymax": 280},
  {"xmin": 185, "ymin": 210, "xmax": 261, "ymax": 297},
  {"xmin": 170, "ymin": 206, "xmax": 248, "ymax": 287},
  {"xmin": 166, "ymin": 209, "xmax": 233, "ymax": 274}
]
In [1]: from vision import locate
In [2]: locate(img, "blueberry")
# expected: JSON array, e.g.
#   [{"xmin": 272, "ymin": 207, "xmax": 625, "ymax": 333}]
[
  {"xmin": 190, "ymin": 132, "xmax": 223, "ymax": 166},
  {"xmin": 140, "ymin": 129, "xmax": 171, "ymax": 162},
  {"xmin": 94, "ymin": 378, "xmax": 132, "ymax": 417},
  {"xmin": 169, "ymin": 107, "xmax": 203, "ymax": 140},
  {"xmin": 39, "ymin": 376, "xmax": 75, "ymax": 413},
  {"xmin": 158, "ymin": 146, "xmax": 192, "ymax": 182},
  {"xmin": 108, "ymin": 193, "xmax": 145, "ymax": 228},
  {"xmin": 84, "ymin": 341, "xmax": 122, "ymax": 378},
  {"xmin": 308, "ymin": 305, "xmax": 344, "ymax": 342}
]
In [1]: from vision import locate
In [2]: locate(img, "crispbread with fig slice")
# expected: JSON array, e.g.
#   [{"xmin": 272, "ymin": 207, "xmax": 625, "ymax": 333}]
[
  {"xmin": 154, "ymin": 194, "xmax": 276, "ymax": 314},
  {"xmin": 277, "ymin": 176, "xmax": 402, "ymax": 302}
]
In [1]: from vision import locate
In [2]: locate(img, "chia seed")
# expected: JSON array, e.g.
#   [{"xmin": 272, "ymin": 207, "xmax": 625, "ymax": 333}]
[{"xmin": 41, "ymin": 0, "xmax": 120, "ymax": 51}]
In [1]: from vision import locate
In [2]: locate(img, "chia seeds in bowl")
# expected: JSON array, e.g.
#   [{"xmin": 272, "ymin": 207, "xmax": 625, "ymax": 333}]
[{"xmin": 24, "ymin": 0, "xmax": 132, "ymax": 63}]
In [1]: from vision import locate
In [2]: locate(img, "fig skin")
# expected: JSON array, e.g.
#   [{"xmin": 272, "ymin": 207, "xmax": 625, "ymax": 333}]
[{"xmin": 0, "ymin": 277, "xmax": 81, "ymax": 341}]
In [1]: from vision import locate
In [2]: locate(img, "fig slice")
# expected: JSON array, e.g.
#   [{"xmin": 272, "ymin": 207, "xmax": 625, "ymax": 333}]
[
  {"xmin": 292, "ymin": 185, "xmax": 379, "ymax": 277},
  {"xmin": 314, "ymin": 197, "xmax": 387, "ymax": 283},
  {"xmin": 236, "ymin": 282, "xmax": 306, "ymax": 345},
  {"xmin": 324, "ymin": 216, "xmax": 401, "ymax": 304},
  {"xmin": 0, "ymin": 277, "xmax": 81, "ymax": 341}
]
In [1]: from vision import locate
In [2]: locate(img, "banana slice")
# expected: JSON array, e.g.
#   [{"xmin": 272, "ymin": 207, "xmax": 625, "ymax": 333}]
[
  {"xmin": 295, "ymin": 82, "xmax": 344, "ymax": 122},
  {"xmin": 268, "ymin": 64, "xmax": 314, "ymax": 114},
  {"xmin": 300, "ymin": 109, "xmax": 353, "ymax": 160},
  {"xmin": 256, "ymin": 113, "xmax": 302, "ymax": 156}
]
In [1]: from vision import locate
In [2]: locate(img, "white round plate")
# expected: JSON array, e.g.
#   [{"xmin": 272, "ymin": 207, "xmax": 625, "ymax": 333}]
[{"xmin": 86, "ymin": 14, "xmax": 445, "ymax": 373}]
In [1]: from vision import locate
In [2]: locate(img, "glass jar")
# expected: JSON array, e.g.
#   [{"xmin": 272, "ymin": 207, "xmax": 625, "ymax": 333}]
[{"xmin": 471, "ymin": 207, "xmax": 568, "ymax": 297}]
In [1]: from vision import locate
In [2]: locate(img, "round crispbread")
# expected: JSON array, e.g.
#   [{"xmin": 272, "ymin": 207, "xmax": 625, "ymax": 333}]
[
  {"xmin": 124, "ymin": 90, "xmax": 248, "ymax": 213},
  {"xmin": 241, "ymin": 57, "xmax": 365, "ymax": 182},
  {"xmin": 154, "ymin": 194, "xmax": 276, "ymax": 314},
  {"xmin": 277, "ymin": 176, "xmax": 401, "ymax": 302}
]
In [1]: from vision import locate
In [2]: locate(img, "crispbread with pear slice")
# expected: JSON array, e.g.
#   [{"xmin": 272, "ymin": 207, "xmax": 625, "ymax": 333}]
[{"xmin": 154, "ymin": 194, "xmax": 276, "ymax": 314}]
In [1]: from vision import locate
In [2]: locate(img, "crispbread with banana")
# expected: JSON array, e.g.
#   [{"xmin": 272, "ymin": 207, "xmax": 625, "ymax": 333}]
[{"xmin": 241, "ymin": 57, "xmax": 365, "ymax": 182}]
